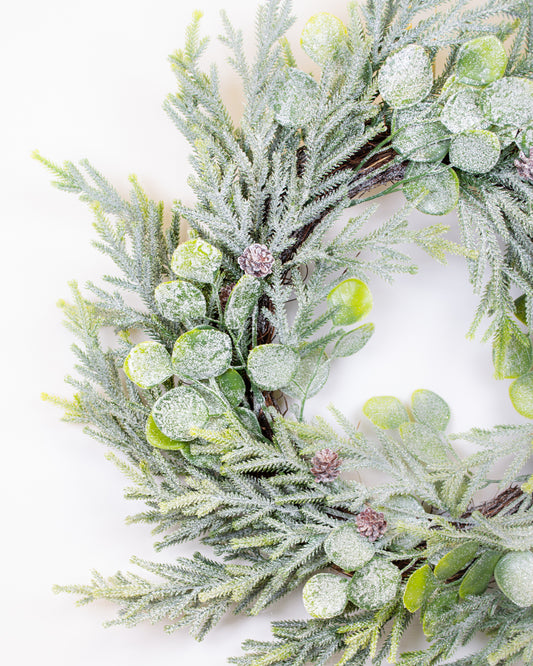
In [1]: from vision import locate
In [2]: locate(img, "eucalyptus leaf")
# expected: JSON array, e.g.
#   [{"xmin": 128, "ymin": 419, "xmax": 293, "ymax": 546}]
[
  {"xmin": 154, "ymin": 279, "xmax": 206, "ymax": 322},
  {"xmin": 284, "ymin": 349, "xmax": 330, "ymax": 402},
  {"xmin": 411, "ymin": 389, "xmax": 450, "ymax": 431},
  {"xmin": 327, "ymin": 278, "xmax": 373, "ymax": 326},
  {"xmin": 151, "ymin": 386, "xmax": 209, "ymax": 441},
  {"xmin": 171, "ymin": 238, "xmax": 222, "ymax": 284},
  {"xmin": 332, "ymin": 323, "xmax": 374, "ymax": 358},
  {"xmin": 247, "ymin": 344, "xmax": 298, "ymax": 391},
  {"xmin": 224, "ymin": 275, "xmax": 262, "ymax": 332},
  {"xmin": 399, "ymin": 422, "xmax": 452, "ymax": 466},
  {"xmin": 363, "ymin": 396, "xmax": 409, "ymax": 430},
  {"xmin": 509, "ymin": 372, "xmax": 533, "ymax": 418},
  {"xmin": 378, "ymin": 44, "xmax": 433, "ymax": 109},
  {"xmin": 172, "ymin": 327, "xmax": 233, "ymax": 380},
  {"xmin": 123, "ymin": 341, "xmax": 173, "ymax": 389},
  {"xmin": 300, "ymin": 12, "xmax": 347, "ymax": 66}
]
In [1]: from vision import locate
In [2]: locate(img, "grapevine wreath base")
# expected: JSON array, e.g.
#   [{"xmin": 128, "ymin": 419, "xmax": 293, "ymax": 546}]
[{"xmin": 40, "ymin": 0, "xmax": 533, "ymax": 664}]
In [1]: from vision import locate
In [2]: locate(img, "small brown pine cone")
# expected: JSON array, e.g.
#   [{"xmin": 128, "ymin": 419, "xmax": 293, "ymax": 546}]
[
  {"xmin": 238, "ymin": 243, "xmax": 275, "ymax": 278},
  {"xmin": 356, "ymin": 507, "xmax": 387, "ymax": 542},
  {"xmin": 219, "ymin": 283, "xmax": 235, "ymax": 312},
  {"xmin": 515, "ymin": 148, "xmax": 533, "ymax": 183},
  {"xmin": 310, "ymin": 448, "xmax": 342, "ymax": 483}
]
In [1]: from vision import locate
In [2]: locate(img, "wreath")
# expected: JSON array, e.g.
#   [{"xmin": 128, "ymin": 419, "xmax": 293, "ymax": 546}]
[{"xmin": 39, "ymin": 0, "xmax": 533, "ymax": 663}]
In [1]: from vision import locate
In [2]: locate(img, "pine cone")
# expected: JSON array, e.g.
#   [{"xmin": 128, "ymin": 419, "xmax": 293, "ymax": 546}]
[
  {"xmin": 356, "ymin": 507, "xmax": 387, "ymax": 542},
  {"xmin": 515, "ymin": 148, "xmax": 533, "ymax": 182},
  {"xmin": 219, "ymin": 283, "xmax": 235, "ymax": 312},
  {"xmin": 310, "ymin": 448, "xmax": 342, "ymax": 482},
  {"xmin": 238, "ymin": 243, "xmax": 274, "ymax": 278}
]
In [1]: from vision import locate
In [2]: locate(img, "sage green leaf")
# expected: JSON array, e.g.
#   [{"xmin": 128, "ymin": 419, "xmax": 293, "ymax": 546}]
[
  {"xmin": 514, "ymin": 294, "xmax": 527, "ymax": 325},
  {"xmin": 284, "ymin": 349, "xmax": 330, "ymax": 402},
  {"xmin": 123, "ymin": 341, "xmax": 173, "ymax": 389},
  {"xmin": 145, "ymin": 414, "xmax": 188, "ymax": 451},
  {"xmin": 302, "ymin": 574, "xmax": 349, "ymax": 619},
  {"xmin": 363, "ymin": 396, "xmax": 409, "ymax": 430},
  {"xmin": 270, "ymin": 68, "xmax": 319, "ymax": 127},
  {"xmin": 509, "ymin": 372, "xmax": 533, "ymax": 419},
  {"xmin": 327, "ymin": 278, "xmax": 373, "ymax": 326},
  {"xmin": 347, "ymin": 558, "xmax": 401, "ymax": 610},
  {"xmin": 456, "ymin": 36, "xmax": 508, "ymax": 86},
  {"xmin": 151, "ymin": 386, "xmax": 209, "ymax": 441},
  {"xmin": 399, "ymin": 422, "xmax": 452, "ymax": 466},
  {"xmin": 440, "ymin": 88, "xmax": 489, "ymax": 134},
  {"xmin": 403, "ymin": 564, "xmax": 436, "ymax": 612},
  {"xmin": 392, "ymin": 121, "xmax": 450, "ymax": 163},
  {"xmin": 459, "ymin": 550, "xmax": 502, "ymax": 598},
  {"xmin": 377, "ymin": 45, "xmax": 433, "ymax": 109},
  {"xmin": 494, "ymin": 551, "xmax": 533, "ymax": 607},
  {"xmin": 154, "ymin": 279, "xmax": 206, "ymax": 322},
  {"xmin": 224, "ymin": 275, "xmax": 262, "ymax": 332},
  {"xmin": 247, "ymin": 344, "xmax": 298, "ymax": 391},
  {"xmin": 324, "ymin": 523, "xmax": 375, "ymax": 572},
  {"xmin": 434, "ymin": 542, "xmax": 479, "ymax": 580},
  {"xmin": 172, "ymin": 327, "xmax": 233, "ymax": 380},
  {"xmin": 403, "ymin": 163, "xmax": 459, "ymax": 216},
  {"xmin": 300, "ymin": 12, "xmax": 347, "ymax": 66},
  {"xmin": 481, "ymin": 77, "xmax": 533, "ymax": 128},
  {"xmin": 234, "ymin": 407, "xmax": 262, "ymax": 436},
  {"xmin": 332, "ymin": 323, "xmax": 374, "ymax": 358},
  {"xmin": 411, "ymin": 389, "xmax": 450, "ymax": 431},
  {"xmin": 449, "ymin": 130, "xmax": 501, "ymax": 174},
  {"xmin": 171, "ymin": 238, "xmax": 222, "ymax": 283},
  {"xmin": 492, "ymin": 326, "xmax": 532, "ymax": 379},
  {"xmin": 217, "ymin": 368, "xmax": 245, "ymax": 407}
]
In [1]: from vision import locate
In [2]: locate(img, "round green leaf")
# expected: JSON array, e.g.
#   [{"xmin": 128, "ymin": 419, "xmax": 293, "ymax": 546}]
[
  {"xmin": 494, "ymin": 551, "xmax": 533, "ymax": 607},
  {"xmin": 324, "ymin": 523, "xmax": 375, "ymax": 571},
  {"xmin": 302, "ymin": 573, "xmax": 349, "ymax": 619},
  {"xmin": 172, "ymin": 327, "xmax": 233, "ymax": 380},
  {"xmin": 378, "ymin": 45, "xmax": 433, "ymax": 109},
  {"xmin": 459, "ymin": 550, "xmax": 502, "ymax": 598},
  {"xmin": 171, "ymin": 238, "xmax": 222, "ymax": 284},
  {"xmin": 514, "ymin": 294, "xmax": 528, "ymax": 326},
  {"xmin": 363, "ymin": 396, "xmax": 409, "ymax": 430},
  {"xmin": 403, "ymin": 564, "xmax": 436, "ymax": 612},
  {"xmin": 347, "ymin": 558, "xmax": 401, "ymax": 610},
  {"xmin": 509, "ymin": 372, "xmax": 533, "ymax": 418},
  {"xmin": 270, "ymin": 68, "xmax": 319, "ymax": 127},
  {"xmin": 217, "ymin": 368, "xmax": 246, "ymax": 407},
  {"xmin": 492, "ymin": 328, "xmax": 532, "ymax": 379},
  {"xmin": 327, "ymin": 278, "xmax": 373, "ymax": 326},
  {"xmin": 247, "ymin": 344, "xmax": 298, "ymax": 391},
  {"xmin": 300, "ymin": 13, "xmax": 347, "ymax": 66},
  {"xmin": 411, "ymin": 389, "xmax": 450, "ymax": 431},
  {"xmin": 456, "ymin": 35, "xmax": 508, "ymax": 86},
  {"xmin": 151, "ymin": 386, "xmax": 209, "ymax": 441},
  {"xmin": 145, "ymin": 414, "xmax": 188, "ymax": 451},
  {"xmin": 449, "ymin": 130, "xmax": 501, "ymax": 174},
  {"xmin": 123, "ymin": 341, "xmax": 173, "ymax": 389},
  {"xmin": 332, "ymin": 323, "xmax": 374, "ymax": 358},
  {"xmin": 481, "ymin": 77, "xmax": 533, "ymax": 128},
  {"xmin": 284, "ymin": 349, "xmax": 330, "ymax": 402},
  {"xmin": 154, "ymin": 280, "xmax": 206, "ymax": 322},
  {"xmin": 403, "ymin": 163, "xmax": 460, "ymax": 216},
  {"xmin": 440, "ymin": 88, "xmax": 489, "ymax": 134},
  {"xmin": 434, "ymin": 542, "xmax": 479, "ymax": 580},
  {"xmin": 224, "ymin": 275, "xmax": 262, "ymax": 332},
  {"xmin": 392, "ymin": 121, "xmax": 450, "ymax": 163}
]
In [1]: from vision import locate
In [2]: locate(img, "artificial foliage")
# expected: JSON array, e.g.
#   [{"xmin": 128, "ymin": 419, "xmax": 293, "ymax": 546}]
[{"xmin": 39, "ymin": 0, "xmax": 533, "ymax": 663}]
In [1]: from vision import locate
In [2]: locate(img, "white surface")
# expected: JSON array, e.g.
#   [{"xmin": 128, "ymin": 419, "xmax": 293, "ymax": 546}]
[{"xmin": 0, "ymin": 0, "xmax": 526, "ymax": 664}]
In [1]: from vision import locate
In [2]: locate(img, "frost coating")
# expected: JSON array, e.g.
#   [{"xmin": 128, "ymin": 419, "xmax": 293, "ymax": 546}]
[
  {"xmin": 492, "ymin": 329, "xmax": 532, "ymax": 379},
  {"xmin": 509, "ymin": 372, "xmax": 533, "ymax": 418},
  {"xmin": 151, "ymin": 387, "xmax": 209, "ymax": 441},
  {"xmin": 481, "ymin": 77, "xmax": 533, "ymax": 128},
  {"xmin": 347, "ymin": 558, "xmax": 401, "ymax": 610},
  {"xmin": 224, "ymin": 275, "xmax": 262, "ymax": 332},
  {"xmin": 324, "ymin": 523, "xmax": 375, "ymax": 571},
  {"xmin": 440, "ymin": 88, "xmax": 489, "ymax": 133},
  {"xmin": 456, "ymin": 35, "xmax": 508, "ymax": 86},
  {"xmin": 172, "ymin": 328, "xmax": 233, "ymax": 379},
  {"xmin": 300, "ymin": 13, "xmax": 347, "ymax": 66},
  {"xmin": 145, "ymin": 414, "xmax": 185, "ymax": 450},
  {"xmin": 332, "ymin": 323, "xmax": 374, "ymax": 358},
  {"xmin": 171, "ymin": 238, "xmax": 222, "ymax": 284},
  {"xmin": 449, "ymin": 130, "xmax": 501, "ymax": 174},
  {"xmin": 302, "ymin": 573, "xmax": 349, "ymax": 618},
  {"xmin": 378, "ymin": 45, "xmax": 433, "ymax": 109},
  {"xmin": 155, "ymin": 280, "xmax": 206, "ymax": 322},
  {"xmin": 270, "ymin": 68, "xmax": 319, "ymax": 127},
  {"xmin": 216, "ymin": 368, "xmax": 245, "ymax": 407},
  {"xmin": 327, "ymin": 278, "xmax": 373, "ymax": 326},
  {"xmin": 123, "ymin": 341, "xmax": 173, "ymax": 389},
  {"xmin": 411, "ymin": 389, "xmax": 450, "ymax": 431},
  {"xmin": 392, "ymin": 121, "xmax": 450, "ymax": 162},
  {"xmin": 284, "ymin": 349, "xmax": 330, "ymax": 401},
  {"xmin": 518, "ymin": 126, "xmax": 533, "ymax": 153},
  {"xmin": 247, "ymin": 344, "xmax": 298, "ymax": 391},
  {"xmin": 403, "ymin": 163, "xmax": 459, "ymax": 216},
  {"xmin": 363, "ymin": 395, "xmax": 409, "ymax": 429},
  {"xmin": 494, "ymin": 551, "xmax": 533, "ymax": 607}
]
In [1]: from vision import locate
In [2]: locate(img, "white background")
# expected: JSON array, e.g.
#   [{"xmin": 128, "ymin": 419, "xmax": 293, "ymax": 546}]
[{"xmin": 1, "ymin": 0, "xmax": 527, "ymax": 664}]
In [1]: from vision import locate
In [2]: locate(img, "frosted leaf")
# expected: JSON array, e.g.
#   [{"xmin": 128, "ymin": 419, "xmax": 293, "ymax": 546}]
[
  {"xmin": 399, "ymin": 422, "xmax": 452, "ymax": 466},
  {"xmin": 494, "ymin": 551, "xmax": 533, "ymax": 607},
  {"xmin": 247, "ymin": 344, "xmax": 298, "ymax": 391},
  {"xmin": 145, "ymin": 414, "xmax": 187, "ymax": 451},
  {"xmin": 434, "ymin": 542, "xmax": 478, "ymax": 580},
  {"xmin": 324, "ymin": 523, "xmax": 375, "ymax": 571},
  {"xmin": 123, "ymin": 341, "xmax": 173, "ymax": 389},
  {"xmin": 327, "ymin": 278, "xmax": 373, "ymax": 326},
  {"xmin": 217, "ymin": 368, "xmax": 245, "ymax": 407},
  {"xmin": 509, "ymin": 372, "xmax": 533, "ymax": 418},
  {"xmin": 171, "ymin": 238, "xmax": 222, "ymax": 284},
  {"xmin": 224, "ymin": 275, "xmax": 262, "ymax": 332},
  {"xmin": 518, "ymin": 125, "xmax": 533, "ymax": 153},
  {"xmin": 154, "ymin": 280, "xmax": 206, "ymax": 322},
  {"xmin": 449, "ymin": 130, "xmax": 500, "ymax": 174},
  {"xmin": 363, "ymin": 396, "xmax": 409, "ymax": 430},
  {"xmin": 440, "ymin": 88, "xmax": 489, "ymax": 133},
  {"xmin": 347, "ymin": 557, "xmax": 401, "ymax": 610},
  {"xmin": 492, "ymin": 329, "xmax": 532, "ymax": 379},
  {"xmin": 392, "ymin": 121, "xmax": 450, "ymax": 163},
  {"xmin": 459, "ymin": 550, "xmax": 502, "ymax": 599},
  {"xmin": 172, "ymin": 328, "xmax": 232, "ymax": 380},
  {"xmin": 456, "ymin": 35, "xmax": 508, "ymax": 86},
  {"xmin": 300, "ymin": 13, "xmax": 347, "ymax": 66},
  {"xmin": 151, "ymin": 386, "xmax": 209, "ymax": 441},
  {"xmin": 411, "ymin": 389, "xmax": 450, "ymax": 431},
  {"xmin": 394, "ymin": 101, "xmax": 434, "ymax": 130},
  {"xmin": 302, "ymin": 573, "xmax": 349, "ymax": 619},
  {"xmin": 284, "ymin": 349, "xmax": 330, "ymax": 401},
  {"xmin": 481, "ymin": 77, "xmax": 533, "ymax": 128},
  {"xmin": 332, "ymin": 323, "xmax": 374, "ymax": 358},
  {"xmin": 378, "ymin": 45, "xmax": 433, "ymax": 109},
  {"xmin": 403, "ymin": 163, "xmax": 459, "ymax": 216},
  {"xmin": 385, "ymin": 496, "xmax": 430, "ymax": 552},
  {"xmin": 403, "ymin": 564, "xmax": 435, "ymax": 612},
  {"xmin": 234, "ymin": 407, "xmax": 262, "ymax": 436},
  {"xmin": 270, "ymin": 68, "xmax": 319, "ymax": 127}
]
